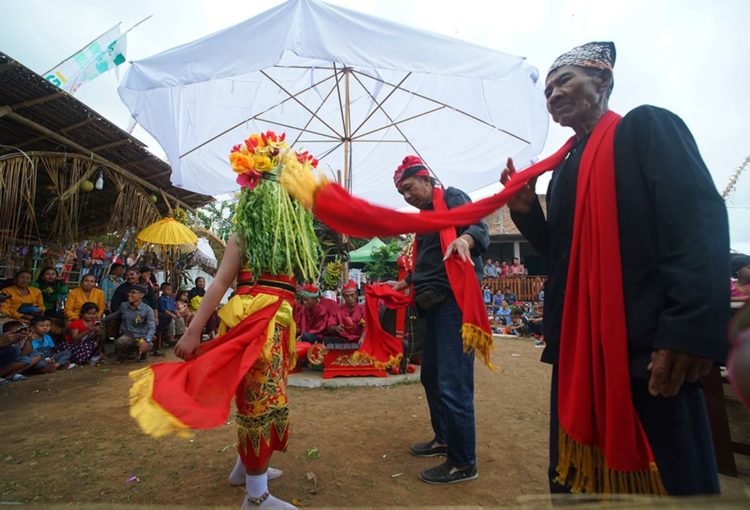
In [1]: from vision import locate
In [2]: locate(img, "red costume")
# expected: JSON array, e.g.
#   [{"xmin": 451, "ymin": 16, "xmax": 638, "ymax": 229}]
[
  {"xmin": 331, "ymin": 301, "xmax": 366, "ymax": 342},
  {"xmin": 296, "ymin": 302, "xmax": 329, "ymax": 336}
]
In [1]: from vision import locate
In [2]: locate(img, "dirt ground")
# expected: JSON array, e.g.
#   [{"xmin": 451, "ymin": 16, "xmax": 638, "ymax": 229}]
[{"xmin": 1, "ymin": 337, "xmax": 748, "ymax": 508}]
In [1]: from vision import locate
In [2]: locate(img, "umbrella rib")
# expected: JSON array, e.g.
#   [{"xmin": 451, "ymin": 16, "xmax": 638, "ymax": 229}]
[
  {"xmin": 351, "ymin": 106, "xmax": 446, "ymax": 140},
  {"xmin": 179, "ymin": 73, "xmax": 337, "ymax": 159},
  {"xmin": 291, "ymin": 71, "xmax": 343, "ymax": 148},
  {"xmin": 255, "ymin": 118, "xmax": 339, "ymax": 140},
  {"xmin": 354, "ymin": 69, "xmax": 531, "ymax": 145},
  {"xmin": 349, "ymin": 71, "xmax": 412, "ymax": 139},
  {"xmin": 350, "ymin": 71, "xmax": 442, "ymax": 184},
  {"xmin": 316, "ymin": 141, "xmax": 344, "ymax": 161},
  {"xmin": 260, "ymin": 70, "xmax": 343, "ymax": 139}
]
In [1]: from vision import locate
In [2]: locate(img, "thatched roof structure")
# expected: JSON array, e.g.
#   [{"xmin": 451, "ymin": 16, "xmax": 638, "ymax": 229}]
[{"xmin": 0, "ymin": 51, "xmax": 213, "ymax": 252}]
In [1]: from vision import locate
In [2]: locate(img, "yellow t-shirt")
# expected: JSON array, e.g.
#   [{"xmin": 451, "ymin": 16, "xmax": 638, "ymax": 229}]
[
  {"xmin": 64, "ymin": 287, "xmax": 105, "ymax": 321},
  {"xmin": 0, "ymin": 286, "xmax": 45, "ymax": 319}
]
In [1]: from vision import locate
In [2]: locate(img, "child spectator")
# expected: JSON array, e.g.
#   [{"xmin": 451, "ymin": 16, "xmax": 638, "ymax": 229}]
[
  {"xmin": 492, "ymin": 289, "xmax": 505, "ymax": 315},
  {"xmin": 0, "ymin": 321, "xmax": 42, "ymax": 383},
  {"xmin": 495, "ymin": 299, "xmax": 512, "ymax": 331},
  {"xmin": 525, "ymin": 302, "xmax": 545, "ymax": 347},
  {"xmin": 503, "ymin": 286, "xmax": 517, "ymax": 305},
  {"xmin": 174, "ymin": 289, "xmax": 192, "ymax": 340},
  {"xmin": 65, "ymin": 302, "xmax": 103, "ymax": 365},
  {"xmin": 506, "ymin": 308, "xmax": 531, "ymax": 337},
  {"xmin": 482, "ymin": 284, "xmax": 492, "ymax": 307},
  {"xmin": 156, "ymin": 282, "xmax": 178, "ymax": 353},
  {"xmin": 29, "ymin": 316, "xmax": 71, "ymax": 371}
]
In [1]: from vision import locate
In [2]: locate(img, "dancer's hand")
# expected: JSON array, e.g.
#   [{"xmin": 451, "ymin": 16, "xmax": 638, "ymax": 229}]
[
  {"xmin": 175, "ymin": 329, "xmax": 201, "ymax": 361},
  {"xmin": 500, "ymin": 158, "xmax": 537, "ymax": 214},
  {"xmin": 647, "ymin": 349, "xmax": 712, "ymax": 397}
]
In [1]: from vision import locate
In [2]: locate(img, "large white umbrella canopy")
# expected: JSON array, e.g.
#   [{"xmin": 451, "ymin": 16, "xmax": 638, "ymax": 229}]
[{"xmin": 118, "ymin": 0, "xmax": 548, "ymax": 209}]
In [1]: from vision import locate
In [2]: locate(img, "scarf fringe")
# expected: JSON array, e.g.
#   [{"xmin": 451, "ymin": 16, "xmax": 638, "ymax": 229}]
[
  {"xmin": 129, "ymin": 366, "xmax": 193, "ymax": 439},
  {"xmin": 461, "ymin": 322, "xmax": 496, "ymax": 370},
  {"xmin": 555, "ymin": 427, "xmax": 666, "ymax": 495},
  {"xmin": 279, "ymin": 161, "xmax": 328, "ymax": 209},
  {"xmin": 352, "ymin": 349, "xmax": 403, "ymax": 370}
]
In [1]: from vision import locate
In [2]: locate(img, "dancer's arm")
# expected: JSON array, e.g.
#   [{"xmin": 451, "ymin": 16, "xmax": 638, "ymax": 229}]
[{"xmin": 174, "ymin": 233, "xmax": 241, "ymax": 360}]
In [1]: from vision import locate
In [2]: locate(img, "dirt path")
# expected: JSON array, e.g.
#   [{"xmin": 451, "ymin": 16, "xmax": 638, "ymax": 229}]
[{"xmin": 0, "ymin": 337, "xmax": 747, "ymax": 507}]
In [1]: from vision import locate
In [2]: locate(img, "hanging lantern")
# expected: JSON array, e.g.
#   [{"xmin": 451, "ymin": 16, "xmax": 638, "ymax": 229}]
[
  {"xmin": 149, "ymin": 194, "xmax": 158, "ymax": 203},
  {"xmin": 80, "ymin": 180, "xmax": 94, "ymax": 192},
  {"xmin": 95, "ymin": 171, "xmax": 104, "ymax": 190}
]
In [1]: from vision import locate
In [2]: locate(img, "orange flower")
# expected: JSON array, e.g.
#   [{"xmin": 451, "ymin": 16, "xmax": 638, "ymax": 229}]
[{"xmin": 229, "ymin": 152, "xmax": 255, "ymax": 173}]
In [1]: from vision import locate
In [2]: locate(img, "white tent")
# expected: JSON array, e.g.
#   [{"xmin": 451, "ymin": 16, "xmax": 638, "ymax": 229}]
[{"xmin": 119, "ymin": 0, "xmax": 548, "ymax": 209}]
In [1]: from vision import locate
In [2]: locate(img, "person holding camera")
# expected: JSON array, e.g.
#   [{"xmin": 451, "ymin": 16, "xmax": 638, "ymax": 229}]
[{"xmin": 65, "ymin": 302, "xmax": 103, "ymax": 365}]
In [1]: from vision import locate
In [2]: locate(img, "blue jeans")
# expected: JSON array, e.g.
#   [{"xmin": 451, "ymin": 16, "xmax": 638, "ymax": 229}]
[
  {"xmin": 548, "ymin": 366, "xmax": 720, "ymax": 495},
  {"xmin": 420, "ymin": 294, "xmax": 476, "ymax": 467}
]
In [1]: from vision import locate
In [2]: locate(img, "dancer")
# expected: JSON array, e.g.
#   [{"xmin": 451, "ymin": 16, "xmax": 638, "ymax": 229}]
[{"xmin": 129, "ymin": 131, "xmax": 320, "ymax": 509}]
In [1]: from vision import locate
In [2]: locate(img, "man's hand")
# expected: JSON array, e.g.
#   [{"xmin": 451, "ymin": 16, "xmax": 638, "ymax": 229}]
[
  {"xmin": 647, "ymin": 349, "xmax": 713, "ymax": 397},
  {"xmin": 500, "ymin": 157, "xmax": 537, "ymax": 214},
  {"xmin": 443, "ymin": 235, "xmax": 474, "ymax": 265},
  {"xmin": 385, "ymin": 280, "xmax": 408, "ymax": 292}
]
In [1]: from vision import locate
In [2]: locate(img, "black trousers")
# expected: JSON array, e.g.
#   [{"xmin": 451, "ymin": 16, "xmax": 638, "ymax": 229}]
[{"xmin": 548, "ymin": 365, "xmax": 720, "ymax": 496}]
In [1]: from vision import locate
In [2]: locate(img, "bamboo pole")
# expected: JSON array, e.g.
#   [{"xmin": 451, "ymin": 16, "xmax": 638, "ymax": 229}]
[{"xmin": 0, "ymin": 108, "xmax": 200, "ymax": 212}]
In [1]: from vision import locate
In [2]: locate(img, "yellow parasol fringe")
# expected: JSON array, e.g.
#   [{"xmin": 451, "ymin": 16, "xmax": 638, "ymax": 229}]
[
  {"xmin": 555, "ymin": 426, "xmax": 666, "ymax": 495},
  {"xmin": 461, "ymin": 322, "xmax": 496, "ymax": 370},
  {"xmin": 129, "ymin": 366, "xmax": 193, "ymax": 439}
]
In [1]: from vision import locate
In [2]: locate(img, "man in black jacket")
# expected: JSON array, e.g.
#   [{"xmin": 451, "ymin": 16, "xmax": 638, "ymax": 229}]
[
  {"xmin": 387, "ymin": 156, "xmax": 489, "ymax": 485},
  {"xmin": 502, "ymin": 41, "xmax": 728, "ymax": 495}
]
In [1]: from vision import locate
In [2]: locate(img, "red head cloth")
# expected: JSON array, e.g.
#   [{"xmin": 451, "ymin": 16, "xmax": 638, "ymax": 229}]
[
  {"xmin": 393, "ymin": 155, "xmax": 429, "ymax": 187},
  {"xmin": 342, "ymin": 280, "xmax": 357, "ymax": 292},
  {"xmin": 299, "ymin": 283, "xmax": 320, "ymax": 298}
]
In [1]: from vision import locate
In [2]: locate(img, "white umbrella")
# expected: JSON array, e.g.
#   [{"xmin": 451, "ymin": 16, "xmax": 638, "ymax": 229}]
[
  {"xmin": 191, "ymin": 237, "xmax": 217, "ymax": 269},
  {"xmin": 119, "ymin": 0, "xmax": 548, "ymax": 209}
]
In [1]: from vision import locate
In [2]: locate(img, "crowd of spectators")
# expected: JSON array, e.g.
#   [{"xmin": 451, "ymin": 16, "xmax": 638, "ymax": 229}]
[
  {"xmin": 0, "ymin": 264, "xmax": 203, "ymax": 384},
  {"xmin": 482, "ymin": 256, "xmax": 528, "ymax": 279}
]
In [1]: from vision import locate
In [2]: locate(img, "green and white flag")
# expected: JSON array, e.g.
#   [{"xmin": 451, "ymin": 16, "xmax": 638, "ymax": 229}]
[{"xmin": 44, "ymin": 24, "xmax": 127, "ymax": 94}]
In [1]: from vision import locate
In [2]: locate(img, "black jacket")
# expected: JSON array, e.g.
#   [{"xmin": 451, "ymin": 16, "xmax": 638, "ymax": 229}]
[{"xmin": 511, "ymin": 105, "xmax": 729, "ymax": 377}]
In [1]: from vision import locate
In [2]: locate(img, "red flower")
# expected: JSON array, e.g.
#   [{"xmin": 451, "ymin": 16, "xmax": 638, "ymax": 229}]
[
  {"xmin": 236, "ymin": 171, "xmax": 261, "ymax": 191},
  {"xmin": 296, "ymin": 151, "xmax": 318, "ymax": 167},
  {"xmin": 280, "ymin": 133, "xmax": 286, "ymax": 141},
  {"xmin": 231, "ymin": 144, "xmax": 242, "ymax": 153},
  {"xmin": 245, "ymin": 137, "xmax": 258, "ymax": 152}
]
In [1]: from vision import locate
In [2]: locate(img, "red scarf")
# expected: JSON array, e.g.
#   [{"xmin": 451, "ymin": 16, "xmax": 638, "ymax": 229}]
[
  {"xmin": 307, "ymin": 110, "xmax": 664, "ymax": 494},
  {"xmin": 431, "ymin": 186, "xmax": 494, "ymax": 367},
  {"xmin": 357, "ymin": 284, "xmax": 411, "ymax": 368}
]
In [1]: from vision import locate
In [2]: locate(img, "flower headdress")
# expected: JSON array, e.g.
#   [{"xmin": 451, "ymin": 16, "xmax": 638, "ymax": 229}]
[
  {"xmin": 230, "ymin": 131, "xmax": 318, "ymax": 191},
  {"xmin": 229, "ymin": 131, "xmax": 321, "ymax": 281}
]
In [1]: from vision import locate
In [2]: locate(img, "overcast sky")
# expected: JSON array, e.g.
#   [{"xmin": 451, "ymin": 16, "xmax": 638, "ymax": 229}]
[{"xmin": 2, "ymin": 0, "xmax": 748, "ymax": 251}]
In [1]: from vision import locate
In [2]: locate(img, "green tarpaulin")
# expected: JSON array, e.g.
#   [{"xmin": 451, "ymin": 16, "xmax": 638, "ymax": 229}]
[{"xmin": 348, "ymin": 237, "xmax": 398, "ymax": 263}]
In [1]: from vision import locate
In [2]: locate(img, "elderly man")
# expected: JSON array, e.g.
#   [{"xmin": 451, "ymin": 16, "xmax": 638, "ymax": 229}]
[
  {"xmin": 502, "ymin": 42, "xmax": 728, "ymax": 495},
  {"xmin": 388, "ymin": 155, "xmax": 489, "ymax": 485},
  {"xmin": 105, "ymin": 284, "xmax": 156, "ymax": 362},
  {"xmin": 327, "ymin": 281, "xmax": 365, "ymax": 344}
]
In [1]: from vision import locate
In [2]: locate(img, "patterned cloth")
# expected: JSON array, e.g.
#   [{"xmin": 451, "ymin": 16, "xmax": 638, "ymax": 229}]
[{"xmin": 549, "ymin": 41, "xmax": 616, "ymax": 74}]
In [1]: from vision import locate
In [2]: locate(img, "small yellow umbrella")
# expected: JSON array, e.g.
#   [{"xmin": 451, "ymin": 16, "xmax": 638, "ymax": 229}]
[{"xmin": 137, "ymin": 217, "xmax": 197, "ymax": 247}]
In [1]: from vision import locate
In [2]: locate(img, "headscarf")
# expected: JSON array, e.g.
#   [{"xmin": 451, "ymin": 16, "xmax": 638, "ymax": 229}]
[
  {"xmin": 299, "ymin": 283, "xmax": 320, "ymax": 299},
  {"xmin": 549, "ymin": 41, "xmax": 616, "ymax": 74},
  {"xmin": 393, "ymin": 155, "xmax": 429, "ymax": 187}
]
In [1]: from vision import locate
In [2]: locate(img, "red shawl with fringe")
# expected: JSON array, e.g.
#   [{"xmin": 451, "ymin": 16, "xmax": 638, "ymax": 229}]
[{"xmin": 308, "ymin": 110, "xmax": 663, "ymax": 494}]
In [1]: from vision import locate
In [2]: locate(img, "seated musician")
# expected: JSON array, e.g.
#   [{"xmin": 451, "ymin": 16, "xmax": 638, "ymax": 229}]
[
  {"xmin": 295, "ymin": 284, "xmax": 330, "ymax": 343},
  {"xmin": 326, "ymin": 281, "xmax": 365, "ymax": 346}
]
